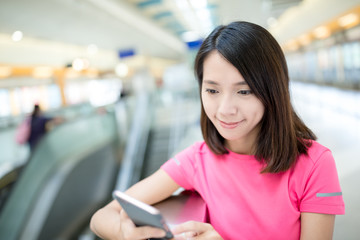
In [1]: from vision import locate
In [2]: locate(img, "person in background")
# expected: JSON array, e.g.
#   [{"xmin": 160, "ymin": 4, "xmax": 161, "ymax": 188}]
[
  {"xmin": 90, "ymin": 21, "xmax": 345, "ymax": 240},
  {"xmin": 28, "ymin": 104, "xmax": 63, "ymax": 151}
]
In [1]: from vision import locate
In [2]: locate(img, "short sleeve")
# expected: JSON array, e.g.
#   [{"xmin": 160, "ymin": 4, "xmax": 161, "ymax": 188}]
[
  {"xmin": 300, "ymin": 150, "xmax": 345, "ymax": 215},
  {"xmin": 160, "ymin": 144, "xmax": 198, "ymax": 190}
]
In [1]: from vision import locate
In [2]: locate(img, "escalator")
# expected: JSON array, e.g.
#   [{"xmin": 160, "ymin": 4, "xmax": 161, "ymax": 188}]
[
  {"xmin": 0, "ymin": 102, "xmax": 127, "ymax": 240},
  {"xmin": 141, "ymin": 95, "xmax": 202, "ymax": 180},
  {"xmin": 0, "ymin": 90, "xmax": 201, "ymax": 240}
]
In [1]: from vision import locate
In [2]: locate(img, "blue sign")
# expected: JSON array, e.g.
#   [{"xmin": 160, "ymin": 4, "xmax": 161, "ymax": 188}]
[
  {"xmin": 186, "ymin": 39, "xmax": 203, "ymax": 50},
  {"xmin": 118, "ymin": 49, "xmax": 136, "ymax": 59}
]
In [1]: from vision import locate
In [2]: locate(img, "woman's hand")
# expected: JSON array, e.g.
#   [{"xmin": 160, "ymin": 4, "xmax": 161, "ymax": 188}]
[
  {"xmin": 118, "ymin": 209, "xmax": 167, "ymax": 240},
  {"xmin": 172, "ymin": 221, "xmax": 223, "ymax": 240},
  {"xmin": 90, "ymin": 170, "xmax": 180, "ymax": 239}
]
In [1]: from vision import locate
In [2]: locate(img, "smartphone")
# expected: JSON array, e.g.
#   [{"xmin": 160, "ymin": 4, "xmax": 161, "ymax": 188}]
[{"xmin": 112, "ymin": 190, "xmax": 173, "ymax": 239}]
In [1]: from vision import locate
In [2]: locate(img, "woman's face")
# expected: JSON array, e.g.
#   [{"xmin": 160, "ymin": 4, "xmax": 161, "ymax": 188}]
[{"xmin": 201, "ymin": 51, "xmax": 265, "ymax": 154}]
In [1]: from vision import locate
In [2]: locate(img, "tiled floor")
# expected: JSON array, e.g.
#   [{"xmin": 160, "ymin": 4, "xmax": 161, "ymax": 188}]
[{"xmin": 291, "ymin": 82, "xmax": 360, "ymax": 239}]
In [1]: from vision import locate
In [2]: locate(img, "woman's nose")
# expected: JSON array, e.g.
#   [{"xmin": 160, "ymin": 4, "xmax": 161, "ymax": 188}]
[{"xmin": 218, "ymin": 95, "xmax": 237, "ymax": 116}]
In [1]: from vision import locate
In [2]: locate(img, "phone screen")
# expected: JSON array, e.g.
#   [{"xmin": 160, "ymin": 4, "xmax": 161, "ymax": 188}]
[{"xmin": 112, "ymin": 190, "xmax": 173, "ymax": 239}]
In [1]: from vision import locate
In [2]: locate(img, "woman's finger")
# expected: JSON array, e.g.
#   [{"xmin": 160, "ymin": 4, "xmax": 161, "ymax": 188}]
[
  {"xmin": 132, "ymin": 225, "xmax": 167, "ymax": 239},
  {"xmin": 119, "ymin": 209, "xmax": 166, "ymax": 240},
  {"xmin": 119, "ymin": 209, "xmax": 133, "ymax": 225},
  {"xmin": 172, "ymin": 221, "xmax": 211, "ymax": 235},
  {"xmin": 172, "ymin": 221, "xmax": 224, "ymax": 240}
]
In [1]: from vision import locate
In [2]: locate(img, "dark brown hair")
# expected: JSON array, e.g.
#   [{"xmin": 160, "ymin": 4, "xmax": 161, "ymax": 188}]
[{"xmin": 195, "ymin": 21, "xmax": 316, "ymax": 173}]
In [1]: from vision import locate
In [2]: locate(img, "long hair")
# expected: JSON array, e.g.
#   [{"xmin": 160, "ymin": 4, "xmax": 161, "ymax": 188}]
[{"xmin": 195, "ymin": 21, "xmax": 316, "ymax": 173}]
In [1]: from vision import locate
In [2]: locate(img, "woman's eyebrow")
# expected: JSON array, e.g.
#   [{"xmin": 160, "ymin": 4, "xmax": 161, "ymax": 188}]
[
  {"xmin": 203, "ymin": 80, "xmax": 218, "ymax": 85},
  {"xmin": 234, "ymin": 81, "xmax": 248, "ymax": 86},
  {"xmin": 203, "ymin": 80, "xmax": 248, "ymax": 86}
]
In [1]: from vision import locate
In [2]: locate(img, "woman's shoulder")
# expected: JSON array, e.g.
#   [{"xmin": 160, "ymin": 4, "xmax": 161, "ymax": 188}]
[
  {"xmin": 293, "ymin": 140, "xmax": 333, "ymax": 172},
  {"xmin": 181, "ymin": 140, "xmax": 211, "ymax": 155},
  {"xmin": 305, "ymin": 140, "xmax": 332, "ymax": 164},
  {"xmin": 174, "ymin": 141, "xmax": 215, "ymax": 162}
]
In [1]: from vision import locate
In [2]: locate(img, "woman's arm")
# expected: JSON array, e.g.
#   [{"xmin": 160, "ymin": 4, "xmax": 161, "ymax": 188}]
[
  {"xmin": 90, "ymin": 169, "xmax": 180, "ymax": 240},
  {"xmin": 300, "ymin": 212, "xmax": 335, "ymax": 240}
]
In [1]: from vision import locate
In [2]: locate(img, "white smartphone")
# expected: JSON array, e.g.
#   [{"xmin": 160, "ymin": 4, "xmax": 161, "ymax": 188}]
[{"xmin": 112, "ymin": 190, "xmax": 173, "ymax": 239}]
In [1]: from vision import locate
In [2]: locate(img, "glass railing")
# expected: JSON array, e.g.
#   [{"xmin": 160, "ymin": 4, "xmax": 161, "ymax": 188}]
[
  {"xmin": 115, "ymin": 93, "xmax": 154, "ymax": 191},
  {"xmin": 0, "ymin": 102, "xmax": 106, "ymax": 180}
]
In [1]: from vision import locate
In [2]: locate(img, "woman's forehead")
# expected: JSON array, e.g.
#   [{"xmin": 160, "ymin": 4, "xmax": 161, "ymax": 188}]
[{"xmin": 203, "ymin": 52, "xmax": 246, "ymax": 85}]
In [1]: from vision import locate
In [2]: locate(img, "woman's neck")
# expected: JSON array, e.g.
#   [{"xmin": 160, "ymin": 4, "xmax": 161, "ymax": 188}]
[
  {"xmin": 225, "ymin": 140, "xmax": 255, "ymax": 155},
  {"xmin": 224, "ymin": 125, "xmax": 260, "ymax": 155}
]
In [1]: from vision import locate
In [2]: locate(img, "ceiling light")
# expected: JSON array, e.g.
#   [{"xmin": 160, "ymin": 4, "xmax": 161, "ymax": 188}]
[
  {"xmin": 72, "ymin": 58, "xmax": 89, "ymax": 71},
  {"xmin": 115, "ymin": 63, "xmax": 129, "ymax": 77},
  {"xmin": 181, "ymin": 31, "xmax": 200, "ymax": 42},
  {"xmin": 284, "ymin": 40, "xmax": 299, "ymax": 51},
  {"xmin": 298, "ymin": 34, "xmax": 311, "ymax": 46},
  {"xmin": 0, "ymin": 66, "xmax": 12, "ymax": 78},
  {"xmin": 190, "ymin": 0, "xmax": 207, "ymax": 9},
  {"xmin": 313, "ymin": 26, "xmax": 330, "ymax": 39},
  {"xmin": 338, "ymin": 13, "xmax": 359, "ymax": 28},
  {"xmin": 32, "ymin": 66, "xmax": 54, "ymax": 79},
  {"xmin": 11, "ymin": 31, "xmax": 23, "ymax": 42},
  {"xmin": 196, "ymin": 8, "xmax": 211, "ymax": 21}
]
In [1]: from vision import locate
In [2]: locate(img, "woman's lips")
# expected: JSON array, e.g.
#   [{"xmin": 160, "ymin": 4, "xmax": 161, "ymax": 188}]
[{"xmin": 219, "ymin": 120, "xmax": 242, "ymax": 129}]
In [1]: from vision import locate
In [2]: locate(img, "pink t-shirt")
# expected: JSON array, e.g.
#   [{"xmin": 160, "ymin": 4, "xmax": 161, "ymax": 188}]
[{"xmin": 161, "ymin": 141, "xmax": 345, "ymax": 240}]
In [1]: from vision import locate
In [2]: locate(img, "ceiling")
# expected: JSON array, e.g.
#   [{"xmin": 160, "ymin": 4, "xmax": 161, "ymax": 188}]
[{"xmin": 0, "ymin": 0, "xmax": 359, "ymax": 69}]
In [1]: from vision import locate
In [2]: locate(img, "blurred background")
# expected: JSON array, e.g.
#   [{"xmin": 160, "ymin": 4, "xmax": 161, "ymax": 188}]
[{"xmin": 0, "ymin": 0, "xmax": 359, "ymax": 239}]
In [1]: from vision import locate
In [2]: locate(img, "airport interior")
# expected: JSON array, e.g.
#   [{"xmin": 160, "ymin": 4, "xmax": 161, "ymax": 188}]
[{"xmin": 0, "ymin": 0, "xmax": 360, "ymax": 239}]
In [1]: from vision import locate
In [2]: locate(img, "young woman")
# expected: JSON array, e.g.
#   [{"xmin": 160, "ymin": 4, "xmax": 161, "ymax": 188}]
[{"xmin": 90, "ymin": 21, "xmax": 345, "ymax": 240}]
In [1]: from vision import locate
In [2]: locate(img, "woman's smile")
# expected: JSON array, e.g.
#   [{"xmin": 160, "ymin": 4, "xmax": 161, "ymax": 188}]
[{"xmin": 219, "ymin": 120, "xmax": 243, "ymax": 129}]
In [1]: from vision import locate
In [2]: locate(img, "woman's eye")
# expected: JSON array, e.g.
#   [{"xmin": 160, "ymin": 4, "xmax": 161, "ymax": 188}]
[
  {"xmin": 238, "ymin": 90, "xmax": 253, "ymax": 95},
  {"xmin": 205, "ymin": 89, "xmax": 218, "ymax": 94}
]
